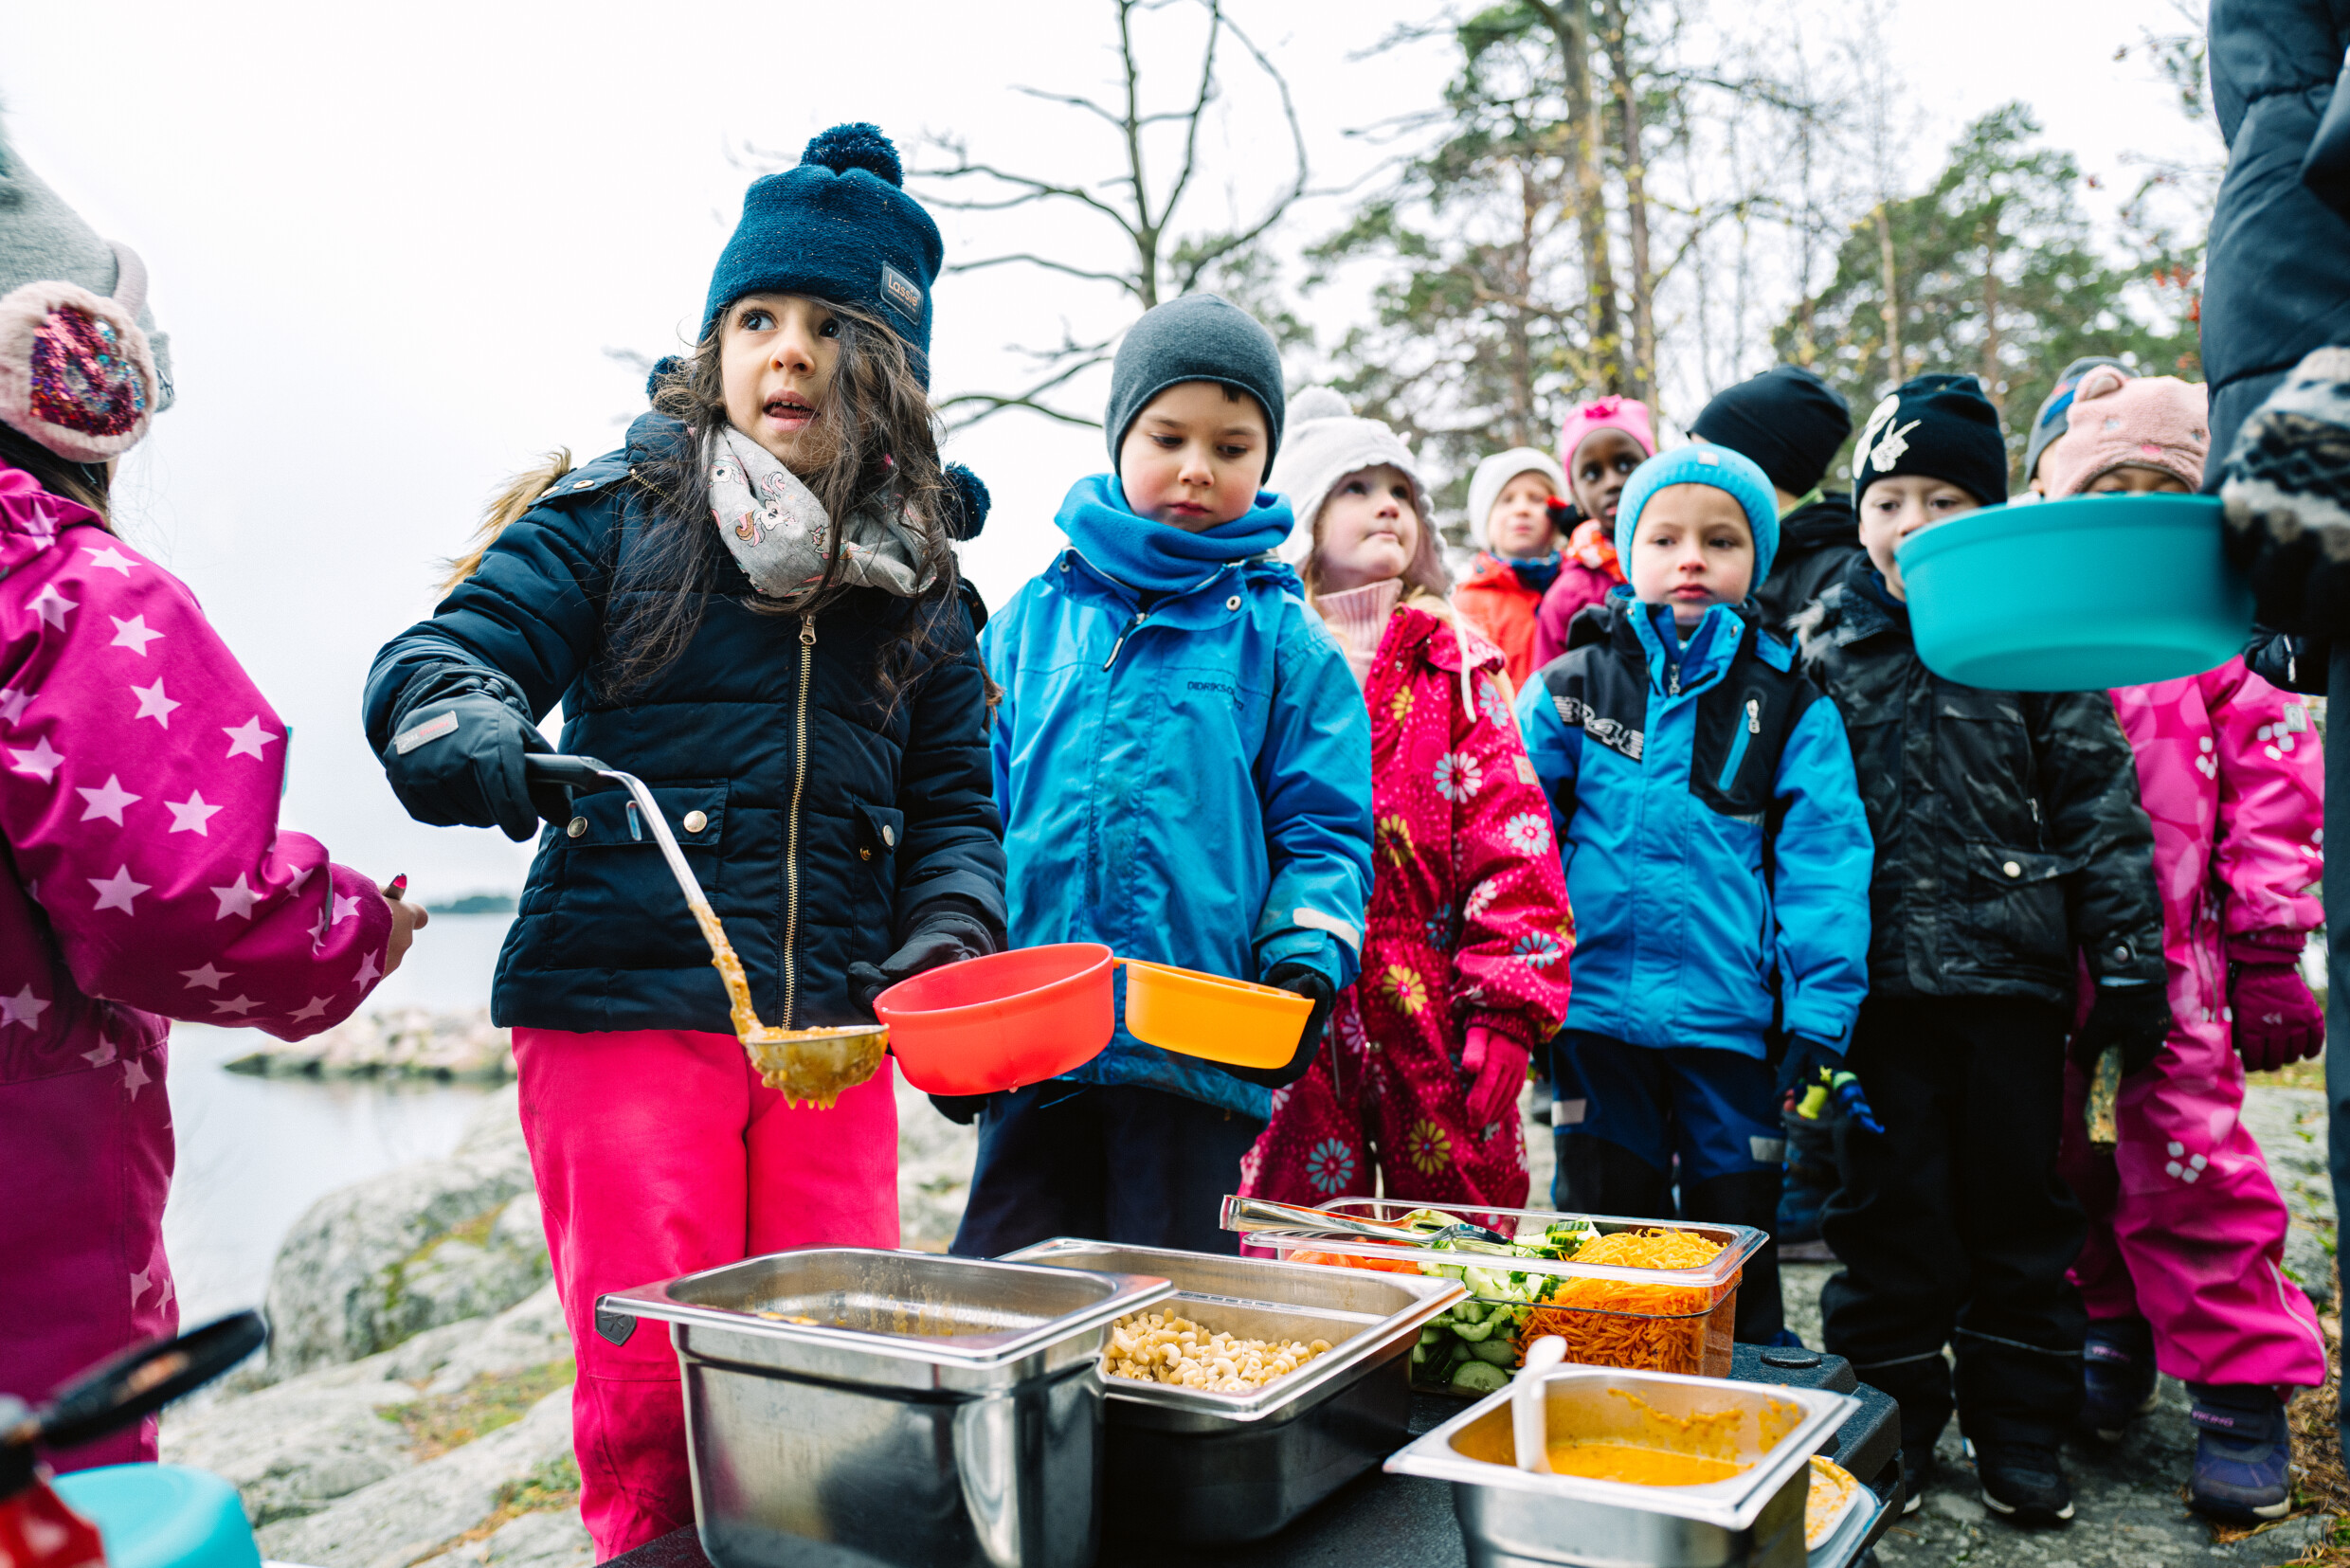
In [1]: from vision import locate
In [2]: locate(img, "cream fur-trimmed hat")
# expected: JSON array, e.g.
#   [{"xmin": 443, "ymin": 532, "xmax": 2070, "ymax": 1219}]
[{"xmin": 0, "ymin": 113, "xmax": 173, "ymax": 460}]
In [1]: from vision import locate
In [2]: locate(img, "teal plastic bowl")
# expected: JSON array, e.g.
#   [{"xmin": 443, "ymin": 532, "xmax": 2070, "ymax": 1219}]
[
  {"xmin": 52, "ymin": 1465, "xmax": 259, "ymax": 1568},
  {"xmin": 1896, "ymin": 493, "xmax": 2251, "ymax": 691}
]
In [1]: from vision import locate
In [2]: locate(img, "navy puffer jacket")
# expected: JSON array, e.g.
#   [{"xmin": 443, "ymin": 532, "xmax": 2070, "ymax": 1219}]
[
  {"xmin": 364, "ymin": 413, "xmax": 1005, "ymax": 1036},
  {"xmin": 2202, "ymin": 0, "xmax": 2350, "ymax": 469}
]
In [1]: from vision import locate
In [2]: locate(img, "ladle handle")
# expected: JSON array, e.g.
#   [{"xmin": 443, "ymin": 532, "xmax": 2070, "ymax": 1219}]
[
  {"xmin": 37, "ymin": 1311, "xmax": 267, "ymax": 1453},
  {"xmin": 1218, "ymin": 1194, "xmax": 1412, "ymax": 1242},
  {"xmin": 1514, "ymin": 1334, "xmax": 1567, "ymax": 1472},
  {"xmin": 524, "ymin": 752, "xmax": 624, "ymax": 794}
]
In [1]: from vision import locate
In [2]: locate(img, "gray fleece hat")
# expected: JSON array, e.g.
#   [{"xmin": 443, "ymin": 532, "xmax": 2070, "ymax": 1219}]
[
  {"xmin": 1105, "ymin": 293, "xmax": 1285, "ymax": 474},
  {"xmin": 0, "ymin": 114, "xmax": 173, "ymax": 460}
]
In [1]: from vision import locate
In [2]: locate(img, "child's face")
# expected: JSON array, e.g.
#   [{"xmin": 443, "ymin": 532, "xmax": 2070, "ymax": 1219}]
[
  {"xmin": 1314, "ymin": 464, "xmax": 1419, "ymax": 593},
  {"xmin": 2084, "ymin": 463, "xmax": 2192, "ymax": 496},
  {"xmin": 1858, "ymin": 475, "xmax": 1979, "ymax": 600},
  {"xmin": 720, "ymin": 293, "xmax": 841, "ymax": 470},
  {"xmin": 1568, "ymin": 429, "xmax": 1646, "ymax": 530},
  {"xmin": 1627, "ymin": 483, "xmax": 1755, "ymax": 629},
  {"xmin": 1486, "ymin": 471, "xmax": 1558, "ymax": 558},
  {"xmin": 1117, "ymin": 381, "xmax": 1269, "ymax": 532}
]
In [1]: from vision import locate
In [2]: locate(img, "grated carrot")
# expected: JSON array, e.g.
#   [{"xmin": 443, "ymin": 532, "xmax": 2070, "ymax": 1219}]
[{"xmin": 1520, "ymin": 1229, "xmax": 1731, "ymax": 1375}]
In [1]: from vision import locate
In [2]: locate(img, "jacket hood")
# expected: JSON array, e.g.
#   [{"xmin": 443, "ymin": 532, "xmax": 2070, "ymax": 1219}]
[
  {"xmin": 1791, "ymin": 550, "xmax": 1905, "ymax": 663},
  {"xmin": 1777, "ymin": 492, "xmax": 1856, "ymax": 552}
]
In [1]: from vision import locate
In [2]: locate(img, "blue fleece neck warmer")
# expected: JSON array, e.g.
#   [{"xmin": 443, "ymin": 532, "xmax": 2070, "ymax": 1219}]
[
  {"xmin": 1615, "ymin": 443, "xmax": 1781, "ymax": 588},
  {"xmin": 1509, "ymin": 550, "xmax": 1564, "ymax": 594},
  {"xmin": 1055, "ymin": 473, "xmax": 1292, "ymax": 596}
]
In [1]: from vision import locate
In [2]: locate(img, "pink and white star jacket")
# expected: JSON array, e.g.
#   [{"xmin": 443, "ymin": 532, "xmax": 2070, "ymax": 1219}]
[{"xmin": 0, "ymin": 463, "xmax": 392, "ymax": 1089}]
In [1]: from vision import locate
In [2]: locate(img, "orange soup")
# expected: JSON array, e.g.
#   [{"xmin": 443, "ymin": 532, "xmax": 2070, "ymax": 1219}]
[{"xmin": 1545, "ymin": 1441, "xmax": 1749, "ymax": 1487}]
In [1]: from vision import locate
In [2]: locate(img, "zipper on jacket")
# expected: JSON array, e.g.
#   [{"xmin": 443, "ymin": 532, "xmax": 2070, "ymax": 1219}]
[
  {"xmin": 1717, "ymin": 698, "xmax": 1761, "ymax": 792},
  {"xmin": 782, "ymin": 614, "xmax": 817, "ymax": 1026},
  {"xmin": 1103, "ymin": 610, "xmax": 1147, "ymax": 671}
]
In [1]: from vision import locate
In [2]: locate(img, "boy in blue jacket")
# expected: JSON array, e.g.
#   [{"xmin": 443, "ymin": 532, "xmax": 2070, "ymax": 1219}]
[
  {"xmin": 1516, "ymin": 444, "xmax": 1873, "ymax": 1342},
  {"xmin": 951, "ymin": 295, "xmax": 1375, "ymax": 1258}
]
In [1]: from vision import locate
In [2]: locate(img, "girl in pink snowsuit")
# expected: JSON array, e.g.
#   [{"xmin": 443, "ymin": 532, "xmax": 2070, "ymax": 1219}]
[
  {"xmin": 1242, "ymin": 391, "xmax": 1574, "ymax": 1209},
  {"xmin": 0, "ymin": 137, "xmax": 412, "ymax": 1467},
  {"xmin": 2044, "ymin": 368, "xmax": 2326, "ymax": 1523}
]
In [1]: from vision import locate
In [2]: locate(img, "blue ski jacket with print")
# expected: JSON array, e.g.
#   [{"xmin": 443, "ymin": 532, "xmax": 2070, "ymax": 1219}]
[
  {"xmin": 981, "ymin": 540, "xmax": 1375, "ymax": 1119},
  {"xmin": 1514, "ymin": 590, "xmax": 1872, "ymax": 1058}
]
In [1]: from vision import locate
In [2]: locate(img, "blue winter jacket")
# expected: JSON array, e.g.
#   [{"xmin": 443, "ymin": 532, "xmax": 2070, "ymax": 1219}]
[
  {"xmin": 982, "ymin": 520, "xmax": 1375, "ymax": 1120},
  {"xmin": 1515, "ymin": 591, "xmax": 1872, "ymax": 1057},
  {"xmin": 364, "ymin": 413, "xmax": 1005, "ymax": 1036}
]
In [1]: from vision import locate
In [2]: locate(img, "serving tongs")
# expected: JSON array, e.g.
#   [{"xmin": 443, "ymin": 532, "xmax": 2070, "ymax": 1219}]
[
  {"xmin": 1220, "ymin": 1194, "xmax": 1513, "ymax": 1249},
  {"xmin": 526, "ymin": 754, "xmax": 887, "ymax": 1108}
]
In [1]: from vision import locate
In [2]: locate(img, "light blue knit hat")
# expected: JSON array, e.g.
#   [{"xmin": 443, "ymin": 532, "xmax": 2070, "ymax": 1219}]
[{"xmin": 1615, "ymin": 444, "xmax": 1781, "ymax": 588}]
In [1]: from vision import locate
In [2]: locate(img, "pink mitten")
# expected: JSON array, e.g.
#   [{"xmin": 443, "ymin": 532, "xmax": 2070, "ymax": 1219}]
[
  {"xmin": 1462, "ymin": 1025, "xmax": 1532, "ymax": 1136},
  {"xmin": 2229, "ymin": 935, "xmax": 2323, "ymax": 1072}
]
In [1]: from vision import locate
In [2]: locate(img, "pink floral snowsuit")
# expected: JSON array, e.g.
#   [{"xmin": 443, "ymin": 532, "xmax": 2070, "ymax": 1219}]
[
  {"xmin": 0, "ymin": 466, "xmax": 391, "ymax": 1466},
  {"xmin": 1242, "ymin": 605, "xmax": 1574, "ymax": 1209},
  {"xmin": 2055, "ymin": 658, "xmax": 2329, "ymax": 1389}
]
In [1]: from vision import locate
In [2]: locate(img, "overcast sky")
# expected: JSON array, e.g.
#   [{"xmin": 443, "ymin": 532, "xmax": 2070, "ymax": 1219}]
[{"xmin": 2, "ymin": 0, "xmax": 2209, "ymax": 901}]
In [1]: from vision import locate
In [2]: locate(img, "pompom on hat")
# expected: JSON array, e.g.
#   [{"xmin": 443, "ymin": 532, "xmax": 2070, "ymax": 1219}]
[
  {"xmin": 703, "ymin": 123, "xmax": 946, "ymax": 386},
  {"xmin": 1559, "ymin": 396, "xmax": 1657, "ymax": 472},
  {"xmin": 0, "ymin": 114, "xmax": 173, "ymax": 460},
  {"xmin": 2038, "ymin": 368, "xmax": 2210, "ymax": 498}
]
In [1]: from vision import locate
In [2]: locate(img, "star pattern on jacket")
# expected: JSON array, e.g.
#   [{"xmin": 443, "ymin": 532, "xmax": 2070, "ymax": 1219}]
[
  {"xmin": 0, "ymin": 983, "xmax": 48, "ymax": 1029},
  {"xmin": 0, "ymin": 687, "xmax": 27, "ymax": 724},
  {"xmin": 223, "ymin": 716, "xmax": 278, "ymax": 761},
  {"xmin": 89, "ymin": 864, "xmax": 152, "ymax": 914},
  {"xmin": 29, "ymin": 583, "xmax": 75, "ymax": 629},
  {"xmin": 77, "ymin": 774, "xmax": 140, "ymax": 825},
  {"xmin": 81, "ymin": 544, "xmax": 136, "ymax": 577},
  {"xmin": 210, "ymin": 874, "xmax": 261, "ymax": 920},
  {"xmin": 130, "ymin": 677, "xmax": 180, "ymax": 728},
  {"xmin": 166, "ymin": 789, "xmax": 223, "ymax": 836},
  {"xmin": 9, "ymin": 735, "xmax": 63, "ymax": 783}
]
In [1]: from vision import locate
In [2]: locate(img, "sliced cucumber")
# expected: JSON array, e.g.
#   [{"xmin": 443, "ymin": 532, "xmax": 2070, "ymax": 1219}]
[
  {"xmin": 1410, "ymin": 1343, "xmax": 1427, "ymax": 1366},
  {"xmin": 1468, "ymin": 1337, "xmax": 1518, "ymax": 1366},
  {"xmin": 1450, "ymin": 1360, "xmax": 1510, "ymax": 1396},
  {"xmin": 1451, "ymin": 1301, "xmax": 1487, "ymax": 1325},
  {"xmin": 1450, "ymin": 1317, "xmax": 1496, "ymax": 1343},
  {"xmin": 1419, "ymin": 1325, "xmax": 1444, "ymax": 1346}
]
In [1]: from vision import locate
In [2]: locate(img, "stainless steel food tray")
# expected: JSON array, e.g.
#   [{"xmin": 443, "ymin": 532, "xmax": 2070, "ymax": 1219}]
[
  {"xmin": 1384, "ymin": 1366, "xmax": 1858, "ymax": 1567},
  {"xmin": 1004, "ymin": 1238, "xmax": 1464, "ymax": 1545},
  {"xmin": 600, "ymin": 1248, "xmax": 1174, "ymax": 1568}
]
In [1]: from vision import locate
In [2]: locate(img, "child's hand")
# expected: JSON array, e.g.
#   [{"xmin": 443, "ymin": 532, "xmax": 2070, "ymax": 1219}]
[
  {"xmin": 382, "ymin": 682, "xmax": 549, "ymax": 842},
  {"xmin": 1774, "ymin": 1036, "xmax": 1843, "ymax": 1108},
  {"xmin": 1460, "ymin": 1025, "xmax": 1529, "ymax": 1136},
  {"xmin": 382, "ymin": 894, "xmax": 430, "ymax": 977},
  {"xmin": 848, "ymin": 909, "xmax": 997, "ymax": 1016},
  {"xmin": 2229, "ymin": 938, "xmax": 2323, "ymax": 1072},
  {"xmin": 1222, "ymin": 964, "xmax": 1334, "ymax": 1090},
  {"xmin": 2069, "ymin": 982, "xmax": 2175, "ymax": 1077}
]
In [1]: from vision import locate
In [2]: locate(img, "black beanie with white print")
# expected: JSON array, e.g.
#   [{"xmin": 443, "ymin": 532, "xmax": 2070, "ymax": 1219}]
[{"xmin": 1851, "ymin": 373, "xmax": 2010, "ymax": 507}]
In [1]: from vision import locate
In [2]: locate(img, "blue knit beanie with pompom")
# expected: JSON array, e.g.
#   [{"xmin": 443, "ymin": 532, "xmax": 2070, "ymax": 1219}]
[{"xmin": 702, "ymin": 123, "xmax": 946, "ymax": 385}]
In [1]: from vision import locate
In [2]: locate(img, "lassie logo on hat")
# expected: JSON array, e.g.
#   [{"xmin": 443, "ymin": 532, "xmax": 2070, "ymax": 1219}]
[{"xmin": 880, "ymin": 263, "xmax": 924, "ymax": 324}]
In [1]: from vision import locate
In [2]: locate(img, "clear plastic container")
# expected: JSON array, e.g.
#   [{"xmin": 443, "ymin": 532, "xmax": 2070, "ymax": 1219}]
[{"xmin": 1244, "ymin": 1199, "xmax": 1762, "ymax": 1394}]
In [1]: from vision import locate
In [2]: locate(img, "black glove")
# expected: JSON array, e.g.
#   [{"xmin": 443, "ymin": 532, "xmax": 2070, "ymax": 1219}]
[
  {"xmin": 381, "ymin": 670, "xmax": 550, "ymax": 842},
  {"xmin": 1774, "ymin": 1036, "xmax": 1843, "ymax": 1105},
  {"xmin": 1220, "ymin": 963, "xmax": 1335, "ymax": 1090},
  {"xmin": 928, "ymin": 1093, "xmax": 991, "ymax": 1126},
  {"xmin": 2070, "ymin": 982, "xmax": 2175, "ymax": 1077},
  {"xmin": 1545, "ymin": 496, "xmax": 1581, "ymax": 533},
  {"xmin": 849, "ymin": 910, "xmax": 997, "ymax": 1017}
]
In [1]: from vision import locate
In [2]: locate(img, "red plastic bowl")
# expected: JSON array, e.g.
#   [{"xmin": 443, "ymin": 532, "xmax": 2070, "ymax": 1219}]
[{"xmin": 875, "ymin": 943, "xmax": 1115, "ymax": 1095}]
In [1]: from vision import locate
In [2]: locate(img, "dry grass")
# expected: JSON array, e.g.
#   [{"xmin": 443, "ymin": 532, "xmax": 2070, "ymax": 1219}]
[
  {"xmin": 2266, "ymin": 1265, "xmax": 2348, "ymax": 1564},
  {"xmin": 2250, "ymin": 1056, "xmax": 2330, "ymax": 1093},
  {"xmin": 383, "ymin": 1359, "xmax": 575, "ymax": 1461}
]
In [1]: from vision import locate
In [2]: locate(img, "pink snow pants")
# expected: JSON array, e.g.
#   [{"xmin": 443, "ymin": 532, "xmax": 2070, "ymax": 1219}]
[
  {"xmin": 2056, "ymin": 1012, "xmax": 2326, "ymax": 1390},
  {"xmin": 513, "ymin": 1028, "xmax": 900, "ymax": 1560},
  {"xmin": 0, "ymin": 1045, "xmax": 176, "ymax": 1470}
]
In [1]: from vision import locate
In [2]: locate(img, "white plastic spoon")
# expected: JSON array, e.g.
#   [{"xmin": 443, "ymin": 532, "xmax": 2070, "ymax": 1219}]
[{"xmin": 1515, "ymin": 1334, "xmax": 1567, "ymax": 1473}]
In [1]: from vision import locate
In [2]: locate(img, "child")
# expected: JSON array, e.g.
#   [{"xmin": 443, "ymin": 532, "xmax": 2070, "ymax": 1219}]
[
  {"xmin": 1532, "ymin": 397, "xmax": 1656, "ymax": 668},
  {"xmin": 0, "ymin": 118, "xmax": 417, "ymax": 1468},
  {"xmin": 953, "ymin": 297, "xmax": 1374, "ymax": 1259},
  {"xmin": 1796, "ymin": 372, "xmax": 2170, "ymax": 1525},
  {"xmin": 1238, "ymin": 389, "xmax": 1573, "ymax": 1211},
  {"xmin": 2020, "ymin": 356, "xmax": 2136, "ymax": 496},
  {"xmin": 1685, "ymin": 365, "xmax": 1856, "ymax": 629},
  {"xmin": 365, "ymin": 126, "xmax": 1006, "ymax": 1557},
  {"xmin": 1456, "ymin": 446, "xmax": 1569, "ymax": 688},
  {"xmin": 2039, "ymin": 368, "xmax": 2327, "ymax": 1523},
  {"xmin": 1517, "ymin": 444, "xmax": 1873, "ymax": 1345}
]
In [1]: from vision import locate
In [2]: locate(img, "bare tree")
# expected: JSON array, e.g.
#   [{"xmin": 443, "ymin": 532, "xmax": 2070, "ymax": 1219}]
[{"xmin": 909, "ymin": 0, "xmax": 1310, "ymax": 430}]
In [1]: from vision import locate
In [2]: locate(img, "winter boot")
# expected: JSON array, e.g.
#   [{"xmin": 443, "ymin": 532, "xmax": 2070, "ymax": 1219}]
[
  {"xmin": 1968, "ymin": 1437, "xmax": 2074, "ymax": 1525},
  {"xmin": 2079, "ymin": 1316, "xmax": 2157, "ymax": 1440},
  {"xmin": 1897, "ymin": 1446, "xmax": 1934, "ymax": 1516},
  {"xmin": 2187, "ymin": 1384, "xmax": 2292, "ymax": 1523}
]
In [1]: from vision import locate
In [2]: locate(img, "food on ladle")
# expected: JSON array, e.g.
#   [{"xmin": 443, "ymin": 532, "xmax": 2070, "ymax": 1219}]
[
  {"xmin": 691, "ymin": 897, "xmax": 885, "ymax": 1108},
  {"xmin": 1102, "ymin": 1310, "xmax": 1335, "ymax": 1392}
]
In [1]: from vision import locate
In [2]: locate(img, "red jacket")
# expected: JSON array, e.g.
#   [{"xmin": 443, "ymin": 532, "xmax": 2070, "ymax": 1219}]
[{"xmin": 1453, "ymin": 554, "xmax": 1544, "ymax": 691}]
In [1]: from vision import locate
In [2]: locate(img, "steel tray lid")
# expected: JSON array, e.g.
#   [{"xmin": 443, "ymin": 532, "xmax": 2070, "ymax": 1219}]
[
  {"xmin": 595, "ymin": 1246, "xmax": 1173, "ymax": 1370},
  {"xmin": 1248, "ymin": 1199, "xmax": 1765, "ymax": 1292}
]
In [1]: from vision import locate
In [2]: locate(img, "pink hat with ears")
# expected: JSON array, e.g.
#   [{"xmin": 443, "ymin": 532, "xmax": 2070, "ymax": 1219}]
[
  {"xmin": 2039, "ymin": 368, "xmax": 2211, "ymax": 497},
  {"xmin": 1558, "ymin": 396, "xmax": 1657, "ymax": 470}
]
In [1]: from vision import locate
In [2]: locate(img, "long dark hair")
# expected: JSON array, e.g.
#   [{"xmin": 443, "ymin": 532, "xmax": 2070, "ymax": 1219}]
[
  {"xmin": 616, "ymin": 297, "xmax": 963, "ymax": 712},
  {"xmin": 0, "ymin": 424, "xmax": 111, "ymax": 523}
]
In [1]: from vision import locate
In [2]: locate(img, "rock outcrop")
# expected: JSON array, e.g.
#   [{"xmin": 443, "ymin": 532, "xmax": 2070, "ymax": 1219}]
[{"xmin": 227, "ymin": 1007, "xmax": 514, "ymax": 1082}]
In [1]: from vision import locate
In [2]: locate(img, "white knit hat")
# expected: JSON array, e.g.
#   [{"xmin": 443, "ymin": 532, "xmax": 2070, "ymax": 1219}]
[
  {"xmin": 1273, "ymin": 387, "xmax": 1431, "ymax": 564},
  {"xmin": 1466, "ymin": 446, "xmax": 1565, "ymax": 550}
]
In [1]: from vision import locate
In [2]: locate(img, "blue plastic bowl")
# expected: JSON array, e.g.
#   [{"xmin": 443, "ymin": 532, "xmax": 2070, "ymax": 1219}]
[
  {"xmin": 52, "ymin": 1465, "xmax": 258, "ymax": 1568},
  {"xmin": 1896, "ymin": 492, "xmax": 2251, "ymax": 691}
]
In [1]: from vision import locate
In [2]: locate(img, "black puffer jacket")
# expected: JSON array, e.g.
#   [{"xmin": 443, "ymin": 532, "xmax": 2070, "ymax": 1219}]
[
  {"xmin": 1751, "ymin": 492, "xmax": 1862, "ymax": 633},
  {"xmin": 1791, "ymin": 555, "xmax": 2164, "ymax": 1006},
  {"xmin": 2203, "ymin": 0, "xmax": 2350, "ymax": 471},
  {"xmin": 364, "ymin": 413, "xmax": 1006, "ymax": 1036}
]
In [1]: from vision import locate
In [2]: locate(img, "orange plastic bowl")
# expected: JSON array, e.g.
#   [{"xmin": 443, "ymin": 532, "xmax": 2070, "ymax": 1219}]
[
  {"xmin": 875, "ymin": 944, "xmax": 1115, "ymax": 1095},
  {"xmin": 1122, "ymin": 959, "xmax": 1312, "ymax": 1069}
]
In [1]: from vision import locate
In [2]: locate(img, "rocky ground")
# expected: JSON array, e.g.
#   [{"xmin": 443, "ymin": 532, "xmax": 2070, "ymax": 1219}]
[
  {"xmin": 224, "ymin": 1007, "xmax": 515, "ymax": 1083},
  {"xmin": 169, "ymin": 1070, "xmax": 2339, "ymax": 1568}
]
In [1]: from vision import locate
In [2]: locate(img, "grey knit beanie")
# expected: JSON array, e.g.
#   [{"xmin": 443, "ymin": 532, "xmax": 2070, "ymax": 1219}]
[
  {"xmin": 1104, "ymin": 293, "xmax": 1285, "ymax": 474},
  {"xmin": 0, "ymin": 114, "xmax": 173, "ymax": 460}
]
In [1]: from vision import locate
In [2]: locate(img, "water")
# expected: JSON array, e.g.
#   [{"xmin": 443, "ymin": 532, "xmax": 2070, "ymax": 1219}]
[{"xmin": 158, "ymin": 916, "xmax": 514, "ymax": 1327}]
